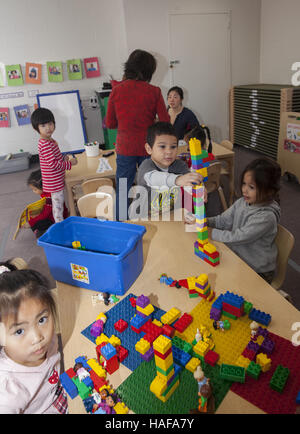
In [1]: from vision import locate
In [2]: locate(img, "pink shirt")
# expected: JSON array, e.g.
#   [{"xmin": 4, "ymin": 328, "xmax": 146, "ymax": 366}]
[
  {"xmin": 38, "ymin": 138, "xmax": 72, "ymax": 193},
  {"xmin": 0, "ymin": 335, "xmax": 63, "ymax": 414}
]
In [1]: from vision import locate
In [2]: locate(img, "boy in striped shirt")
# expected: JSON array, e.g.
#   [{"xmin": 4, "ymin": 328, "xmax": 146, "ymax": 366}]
[{"xmin": 31, "ymin": 108, "xmax": 77, "ymax": 222}]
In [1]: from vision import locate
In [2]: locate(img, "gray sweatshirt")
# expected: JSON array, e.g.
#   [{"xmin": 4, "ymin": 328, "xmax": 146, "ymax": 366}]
[{"xmin": 207, "ymin": 197, "xmax": 281, "ymax": 273}]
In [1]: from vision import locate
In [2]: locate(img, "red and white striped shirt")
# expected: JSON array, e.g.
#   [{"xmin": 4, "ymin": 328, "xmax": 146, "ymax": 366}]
[{"xmin": 38, "ymin": 138, "xmax": 71, "ymax": 193}]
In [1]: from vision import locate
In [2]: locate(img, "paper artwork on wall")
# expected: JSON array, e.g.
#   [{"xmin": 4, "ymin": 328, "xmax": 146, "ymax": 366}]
[
  {"xmin": 25, "ymin": 62, "xmax": 42, "ymax": 84},
  {"xmin": 84, "ymin": 57, "xmax": 100, "ymax": 78},
  {"xmin": 67, "ymin": 59, "xmax": 83, "ymax": 80},
  {"xmin": 14, "ymin": 104, "xmax": 31, "ymax": 126},
  {"xmin": 46, "ymin": 61, "xmax": 63, "ymax": 82},
  {"xmin": 6, "ymin": 64, "xmax": 24, "ymax": 86},
  {"xmin": 0, "ymin": 108, "xmax": 10, "ymax": 127}
]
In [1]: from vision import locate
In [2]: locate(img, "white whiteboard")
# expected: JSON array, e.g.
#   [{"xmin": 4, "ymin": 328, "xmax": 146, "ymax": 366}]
[{"xmin": 37, "ymin": 90, "xmax": 87, "ymax": 153}]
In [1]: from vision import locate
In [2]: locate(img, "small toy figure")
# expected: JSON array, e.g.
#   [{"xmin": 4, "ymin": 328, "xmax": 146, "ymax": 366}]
[
  {"xmin": 91, "ymin": 292, "xmax": 119, "ymax": 307},
  {"xmin": 213, "ymin": 320, "xmax": 225, "ymax": 332},
  {"xmin": 93, "ymin": 393, "xmax": 117, "ymax": 414},
  {"xmin": 190, "ymin": 365, "xmax": 215, "ymax": 414},
  {"xmin": 195, "ymin": 328, "xmax": 202, "ymax": 342},
  {"xmin": 250, "ymin": 321, "xmax": 259, "ymax": 340},
  {"xmin": 73, "ymin": 362, "xmax": 90, "ymax": 382}
]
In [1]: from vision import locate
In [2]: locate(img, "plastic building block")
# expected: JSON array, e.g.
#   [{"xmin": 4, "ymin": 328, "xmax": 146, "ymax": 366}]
[
  {"xmin": 89, "ymin": 370, "xmax": 108, "ymax": 392},
  {"xmin": 249, "ymin": 308, "xmax": 271, "ymax": 326},
  {"xmin": 114, "ymin": 401, "xmax": 129, "ymax": 414},
  {"xmin": 269, "ymin": 365, "xmax": 290, "ymax": 393},
  {"xmin": 108, "ymin": 335, "xmax": 121, "ymax": 347},
  {"xmin": 173, "ymin": 313, "xmax": 193, "ymax": 333},
  {"xmin": 101, "ymin": 342, "xmax": 117, "ymax": 360},
  {"xmin": 114, "ymin": 319, "xmax": 128, "ymax": 333},
  {"xmin": 246, "ymin": 361, "xmax": 261, "ymax": 380},
  {"xmin": 160, "ymin": 308, "xmax": 181, "ymax": 325},
  {"xmin": 136, "ymin": 294, "xmax": 150, "ymax": 308},
  {"xmin": 72, "ymin": 376, "xmax": 92, "ymax": 400},
  {"xmin": 256, "ymin": 353, "xmax": 272, "ymax": 372},
  {"xmin": 193, "ymin": 340, "xmax": 209, "ymax": 357},
  {"xmin": 87, "ymin": 358, "xmax": 106, "ymax": 378},
  {"xmin": 105, "ymin": 354, "xmax": 119, "ymax": 375},
  {"xmin": 60, "ymin": 372, "xmax": 78, "ymax": 399},
  {"xmin": 204, "ymin": 350, "xmax": 219, "ymax": 367},
  {"xmin": 220, "ymin": 364, "xmax": 245, "ymax": 383},
  {"xmin": 135, "ymin": 338, "xmax": 151, "ymax": 355},
  {"xmin": 185, "ymin": 357, "xmax": 201, "ymax": 373},
  {"xmin": 235, "ymin": 355, "xmax": 251, "ymax": 369},
  {"xmin": 117, "ymin": 345, "xmax": 128, "ymax": 363}
]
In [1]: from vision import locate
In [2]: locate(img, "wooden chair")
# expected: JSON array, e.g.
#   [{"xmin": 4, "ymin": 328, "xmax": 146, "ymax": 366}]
[
  {"xmin": 219, "ymin": 140, "xmax": 234, "ymax": 176},
  {"xmin": 81, "ymin": 177, "xmax": 113, "ymax": 195},
  {"xmin": 205, "ymin": 161, "xmax": 228, "ymax": 211},
  {"xmin": 271, "ymin": 224, "xmax": 295, "ymax": 291},
  {"xmin": 77, "ymin": 192, "xmax": 114, "ymax": 220}
]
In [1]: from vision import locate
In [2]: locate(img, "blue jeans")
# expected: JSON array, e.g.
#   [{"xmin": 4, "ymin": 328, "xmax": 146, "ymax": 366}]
[{"xmin": 116, "ymin": 154, "xmax": 149, "ymax": 220}]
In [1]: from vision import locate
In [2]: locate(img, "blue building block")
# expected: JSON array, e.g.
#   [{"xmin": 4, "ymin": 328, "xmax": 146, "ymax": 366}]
[
  {"xmin": 60, "ymin": 372, "xmax": 78, "ymax": 399},
  {"xmin": 101, "ymin": 342, "xmax": 117, "ymax": 360},
  {"xmin": 82, "ymin": 375, "xmax": 94, "ymax": 389},
  {"xmin": 296, "ymin": 390, "xmax": 300, "ymax": 405},
  {"xmin": 172, "ymin": 346, "xmax": 191, "ymax": 366},
  {"xmin": 248, "ymin": 308, "xmax": 271, "ymax": 326},
  {"xmin": 223, "ymin": 291, "xmax": 244, "ymax": 309},
  {"xmin": 75, "ymin": 356, "xmax": 91, "ymax": 371},
  {"xmin": 130, "ymin": 313, "xmax": 149, "ymax": 329},
  {"xmin": 212, "ymin": 295, "xmax": 224, "ymax": 310}
]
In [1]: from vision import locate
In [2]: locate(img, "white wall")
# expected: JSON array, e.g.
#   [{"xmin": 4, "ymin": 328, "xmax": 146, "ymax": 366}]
[
  {"xmin": 123, "ymin": 0, "xmax": 261, "ymax": 98},
  {"xmin": 260, "ymin": 0, "xmax": 300, "ymax": 84},
  {"xmin": 0, "ymin": 0, "xmax": 127, "ymax": 155}
]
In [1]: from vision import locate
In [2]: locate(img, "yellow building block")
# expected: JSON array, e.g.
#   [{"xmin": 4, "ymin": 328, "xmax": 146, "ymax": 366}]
[
  {"xmin": 204, "ymin": 243, "xmax": 217, "ymax": 254},
  {"xmin": 255, "ymin": 335, "xmax": 265, "ymax": 346},
  {"xmin": 135, "ymin": 338, "xmax": 150, "ymax": 355},
  {"xmin": 160, "ymin": 308, "xmax": 181, "ymax": 325},
  {"xmin": 114, "ymin": 402, "xmax": 129, "ymax": 414},
  {"xmin": 152, "ymin": 319, "xmax": 163, "ymax": 327},
  {"xmin": 87, "ymin": 358, "xmax": 106, "ymax": 378},
  {"xmin": 235, "ymin": 355, "xmax": 251, "ymax": 369},
  {"xmin": 72, "ymin": 241, "xmax": 81, "ymax": 249},
  {"xmin": 96, "ymin": 312, "xmax": 107, "ymax": 322},
  {"xmin": 153, "ymin": 335, "xmax": 172, "ymax": 354},
  {"xmin": 154, "ymin": 352, "xmax": 174, "ymax": 371},
  {"xmin": 196, "ymin": 274, "xmax": 208, "ymax": 286},
  {"xmin": 109, "ymin": 335, "xmax": 121, "ymax": 347},
  {"xmin": 193, "ymin": 340, "xmax": 209, "ymax": 357},
  {"xmin": 256, "ymin": 353, "xmax": 271, "ymax": 372},
  {"xmin": 187, "ymin": 276, "xmax": 197, "ymax": 289},
  {"xmin": 136, "ymin": 303, "xmax": 154, "ymax": 316},
  {"xmin": 185, "ymin": 357, "xmax": 201, "ymax": 373},
  {"xmin": 157, "ymin": 367, "xmax": 175, "ymax": 383},
  {"xmin": 203, "ymin": 336, "xmax": 215, "ymax": 350},
  {"xmin": 157, "ymin": 379, "xmax": 180, "ymax": 403},
  {"xmin": 95, "ymin": 333, "xmax": 109, "ymax": 346},
  {"xmin": 150, "ymin": 375, "xmax": 167, "ymax": 396},
  {"xmin": 189, "ymin": 138, "xmax": 202, "ymax": 156}
]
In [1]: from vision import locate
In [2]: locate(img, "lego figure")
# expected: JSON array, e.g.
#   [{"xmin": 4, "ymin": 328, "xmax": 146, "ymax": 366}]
[
  {"xmin": 73, "ymin": 362, "xmax": 90, "ymax": 382},
  {"xmin": 93, "ymin": 393, "xmax": 117, "ymax": 414},
  {"xmin": 190, "ymin": 365, "xmax": 215, "ymax": 414},
  {"xmin": 195, "ymin": 328, "xmax": 202, "ymax": 342},
  {"xmin": 250, "ymin": 321, "xmax": 259, "ymax": 340},
  {"xmin": 213, "ymin": 320, "xmax": 225, "ymax": 332}
]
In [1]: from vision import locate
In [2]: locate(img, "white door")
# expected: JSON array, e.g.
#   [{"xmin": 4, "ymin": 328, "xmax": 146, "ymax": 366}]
[{"xmin": 169, "ymin": 12, "xmax": 231, "ymax": 142}]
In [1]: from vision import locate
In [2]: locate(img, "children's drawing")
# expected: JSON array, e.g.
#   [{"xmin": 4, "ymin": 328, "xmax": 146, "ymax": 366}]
[
  {"xmin": 84, "ymin": 57, "xmax": 100, "ymax": 78},
  {"xmin": 0, "ymin": 108, "xmax": 10, "ymax": 127},
  {"xmin": 67, "ymin": 59, "xmax": 82, "ymax": 80},
  {"xmin": 47, "ymin": 61, "xmax": 63, "ymax": 82},
  {"xmin": 26, "ymin": 62, "xmax": 42, "ymax": 84},
  {"xmin": 6, "ymin": 64, "xmax": 24, "ymax": 86},
  {"xmin": 14, "ymin": 104, "xmax": 31, "ymax": 126}
]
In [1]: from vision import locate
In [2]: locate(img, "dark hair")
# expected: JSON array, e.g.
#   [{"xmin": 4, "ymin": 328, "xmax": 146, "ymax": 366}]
[
  {"xmin": 31, "ymin": 107, "xmax": 55, "ymax": 133},
  {"xmin": 146, "ymin": 122, "xmax": 178, "ymax": 148},
  {"xmin": 167, "ymin": 86, "xmax": 184, "ymax": 100},
  {"xmin": 184, "ymin": 125, "xmax": 213, "ymax": 153},
  {"xmin": 240, "ymin": 158, "xmax": 281, "ymax": 204},
  {"xmin": 123, "ymin": 49, "xmax": 157, "ymax": 82},
  {"xmin": 0, "ymin": 266, "xmax": 57, "ymax": 324},
  {"xmin": 27, "ymin": 169, "xmax": 43, "ymax": 190}
]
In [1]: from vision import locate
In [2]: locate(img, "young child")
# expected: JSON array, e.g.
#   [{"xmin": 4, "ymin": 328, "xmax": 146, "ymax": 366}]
[
  {"xmin": 0, "ymin": 260, "xmax": 67, "ymax": 414},
  {"xmin": 30, "ymin": 107, "xmax": 77, "ymax": 223},
  {"xmin": 136, "ymin": 121, "xmax": 203, "ymax": 218},
  {"xmin": 25, "ymin": 170, "xmax": 69, "ymax": 238},
  {"xmin": 207, "ymin": 158, "xmax": 281, "ymax": 283}
]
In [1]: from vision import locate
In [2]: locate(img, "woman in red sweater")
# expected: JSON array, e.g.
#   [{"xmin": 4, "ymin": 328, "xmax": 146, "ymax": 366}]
[{"xmin": 106, "ymin": 49, "xmax": 169, "ymax": 220}]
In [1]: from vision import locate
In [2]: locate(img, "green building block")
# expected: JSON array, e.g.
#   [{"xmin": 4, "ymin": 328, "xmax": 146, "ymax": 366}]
[
  {"xmin": 219, "ymin": 363, "xmax": 245, "ymax": 383},
  {"xmin": 246, "ymin": 361, "xmax": 261, "ymax": 380},
  {"xmin": 223, "ymin": 319, "xmax": 231, "ymax": 330},
  {"xmin": 269, "ymin": 365, "xmax": 290, "ymax": 393},
  {"xmin": 71, "ymin": 376, "xmax": 92, "ymax": 400},
  {"xmin": 222, "ymin": 310, "xmax": 237, "ymax": 320},
  {"xmin": 243, "ymin": 301, "xmax": 253, "ymax": 315},
  {"xmin": 172, "ymin": 336, "xmax": 193, "ymax": 354}
]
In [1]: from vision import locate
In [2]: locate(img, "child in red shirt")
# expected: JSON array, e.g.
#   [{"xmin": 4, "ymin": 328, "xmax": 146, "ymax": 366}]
[{"xmin": 25, "ymin": 170, "xmax": 68, "ymax": 238}]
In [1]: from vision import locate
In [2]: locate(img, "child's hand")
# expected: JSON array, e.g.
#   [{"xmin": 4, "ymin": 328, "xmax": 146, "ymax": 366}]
[
  {"xmin": 175, "ymin": 172, "xmax": 203, "ymax": 187},
  {"xmin": 70, "ymin": 157, "xmax": 78, "ymax": 166},
  {"xmin": 64, "ymin": 154, "xmax": 70, "ymax": 161}
]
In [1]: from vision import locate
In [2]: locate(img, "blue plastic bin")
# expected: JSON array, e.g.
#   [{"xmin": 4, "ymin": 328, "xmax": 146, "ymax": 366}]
[{"xmin": 37, "ymin": 217, "xmax": 146, "ymax": 295}]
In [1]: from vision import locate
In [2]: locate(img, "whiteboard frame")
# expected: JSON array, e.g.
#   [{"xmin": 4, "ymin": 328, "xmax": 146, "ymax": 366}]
[{"xmin": 36, "ymin": 90, "xmax": 87, "ymax": 153}]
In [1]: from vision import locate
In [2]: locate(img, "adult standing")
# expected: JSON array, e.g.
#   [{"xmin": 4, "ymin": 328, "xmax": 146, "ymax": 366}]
[
  {"xmin": 167, "ymin": 86, "xmax": 200, "ymax": 140},
  {"xmin": 106, "ymin": 49, "xmax": 170, "ymax": 220}
]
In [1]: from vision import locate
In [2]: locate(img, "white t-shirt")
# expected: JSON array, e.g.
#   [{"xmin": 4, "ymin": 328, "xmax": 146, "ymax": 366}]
[{"xmin": 0, "ymin": 334, "xmax": 64, "ymax": 414}]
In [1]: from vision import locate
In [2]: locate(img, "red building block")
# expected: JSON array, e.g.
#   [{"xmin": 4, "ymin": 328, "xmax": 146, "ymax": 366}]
[
  {"xmin": 65, "ymin": 368, "xmax": 76, "ymax": 379},
  {"xmin": 173, "ymin": 313, "xmax": 193, "ymax": 333},
  {"xmin": 105, "ymin": 355, "xmax": 119, "ymax": 375},
  {"xmin": 129, "ymin": 297, "xmax": 136, "ymax": 308},
  {"xmin": 89, "ymin": 370, "xmax": 107, "ymax": 392},
  {"xmin": 242, "ymin": 348, "xmax": 256, "ymax": 361},
  {"xmin": 154, "ymin": 347, "xmax": 172, "ymax": 360},
  {"xmin": 223, "ymin": 302, "xmax": 243, "ymax": 318},
  {"xmin": 204, "ymin": 350, "xmax": 220, "ymax": 366},
  {"xmin": 162, "ymin": 324, "xmax": 175, "ymax": 338},
  {"xmin": 114, "ymin": 319, "xmax": 128, "ymax": 333},
  {"xmin": 117, "ymin": 345, "xmax": 128, "ymax": 363}
]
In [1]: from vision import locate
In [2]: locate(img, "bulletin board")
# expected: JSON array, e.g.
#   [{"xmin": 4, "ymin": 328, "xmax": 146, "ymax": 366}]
[
  {"xmin": 37, "ymin": 90, "xmax": 87, "ymax": 153},
  {"xmin": 278, "ymin": 112, "xmax": 300, "ymax": 181}
]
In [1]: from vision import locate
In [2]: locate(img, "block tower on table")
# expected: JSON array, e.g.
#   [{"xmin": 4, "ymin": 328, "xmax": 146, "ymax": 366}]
[
  {"xmin": 150, "ymin": 335, "xmax": 180, "ymax": 403},
  {"xmin": 189, "ymin": 137, "xmax": 220, "ymax": 267}
]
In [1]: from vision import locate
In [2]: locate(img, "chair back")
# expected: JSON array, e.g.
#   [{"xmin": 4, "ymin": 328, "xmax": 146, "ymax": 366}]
[
  {"xmin": 81, "ymin": 177, "xmax": 113, "ymax": 195},
  {"xmin": 77, "ymin": 192, "xmax": 114, "ymax": 220},
  {"xmin": 205, "ymin": 161, "xmax": 228, "ymax": 211},
  {"xmin": 271, "ymin": 224, "xmax": 295, "ymax": 290}
]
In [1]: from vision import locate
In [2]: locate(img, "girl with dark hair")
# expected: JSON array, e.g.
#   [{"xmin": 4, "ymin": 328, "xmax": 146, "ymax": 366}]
[
  {"xmin": 0, "ymin": 262, "xmax": 68, "ymax": 413},
  {"xmin": 207, "ymin": 158, "xmax": 282, "ymax": 283},
  {"xmin": 106, "ymin": 49, "xmax": 169, "ymax": 220},
  {"xmin": 167, "ymin": 86, "xmax": 200, "ymax": 140}
]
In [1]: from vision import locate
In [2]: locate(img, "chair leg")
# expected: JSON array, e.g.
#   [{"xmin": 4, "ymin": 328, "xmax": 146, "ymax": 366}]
[{"xmin": 218, "ymin": 186, "xmax": 228, "ymax": 211}]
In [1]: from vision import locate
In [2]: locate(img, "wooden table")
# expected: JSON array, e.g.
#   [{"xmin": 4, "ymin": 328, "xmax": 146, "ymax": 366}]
[
  {"xmin": 65, "ymin": 149, "xmax": 116, "ymax": 216},
  {"xmin": 178, "ymin": 141, "xmax": 235, "ymax": 205},
  {"xmin": 56, "ymin": 219, "xmax": 300, "ymax": 414}
]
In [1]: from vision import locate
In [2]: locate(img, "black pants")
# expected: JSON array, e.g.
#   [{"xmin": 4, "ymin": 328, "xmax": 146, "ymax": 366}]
[{"xmin": 31, "ymin": 219, "xmax": 53, "ymax": 237}]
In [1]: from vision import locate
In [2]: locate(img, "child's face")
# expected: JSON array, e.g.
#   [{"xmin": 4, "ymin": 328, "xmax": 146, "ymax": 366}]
[
  {"xmin": 242, "ymin": 171, "xmax": 257, "ymax": 205},
  {"xmin": 145, "ymin": 134, "xmax": 178, "ymax": 169},
  {"xmin": 29, "ymin": 184, "xmax": 42, "ymax": 195},
  {"xmin": 3, "ymin": 297, "xmax": 55, "ymax": 367},
  {"xmin": 38, "ymin": 121, "xmax": 55, "ymax": 140}
]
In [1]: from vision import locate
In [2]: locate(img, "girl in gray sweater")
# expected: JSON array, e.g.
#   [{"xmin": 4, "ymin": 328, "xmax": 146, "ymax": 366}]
[{"xmin": 207, "ymin": 158, "xmax": 281, "ymax": 283}]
